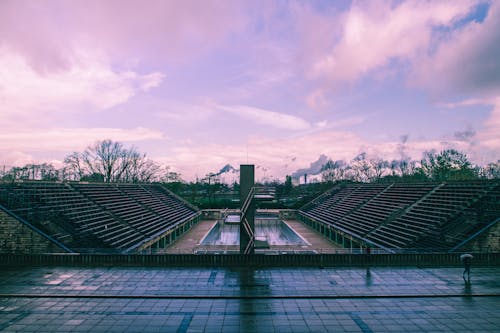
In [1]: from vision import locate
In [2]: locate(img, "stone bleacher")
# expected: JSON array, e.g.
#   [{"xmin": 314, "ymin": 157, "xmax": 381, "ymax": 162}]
[
  {"xmin": 300, "ymin": 181, "xmax": 500, "ymax": 251},
  {"xmin": 0, "ymin": 182, "xmax": 200, "ymax": 253}
]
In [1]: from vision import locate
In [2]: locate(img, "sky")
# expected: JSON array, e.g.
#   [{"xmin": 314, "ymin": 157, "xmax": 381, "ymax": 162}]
[{"xmin": 1, "ymin": 0, "xmax": 499, "ymax": 182}]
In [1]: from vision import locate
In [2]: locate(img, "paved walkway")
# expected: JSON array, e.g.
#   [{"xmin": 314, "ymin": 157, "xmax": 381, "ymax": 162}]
[
  {"xmin": 0, "ymin": 266, "xmax": 499, "ymax": 332},
  {"xmin": 165, "ymin": 220, "xmax": 217, "ymax": 254},
  {"xmin": 165, "ymin": 219, "xmax": 341, "ymax": 254}
]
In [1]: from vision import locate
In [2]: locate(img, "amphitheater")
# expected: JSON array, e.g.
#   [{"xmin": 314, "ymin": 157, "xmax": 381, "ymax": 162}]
[{"xmin": 1, "ymin": 177, "xmax": 499, "ymax": 332}]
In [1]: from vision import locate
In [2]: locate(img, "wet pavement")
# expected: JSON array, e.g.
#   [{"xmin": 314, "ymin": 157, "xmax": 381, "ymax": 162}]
[{"xmin": 0, "ymin": 266, "xmax": 499, "ymax": 332}]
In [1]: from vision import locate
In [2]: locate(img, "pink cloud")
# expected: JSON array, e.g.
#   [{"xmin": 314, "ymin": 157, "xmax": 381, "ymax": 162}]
[
  {"xmin": 477, "ymin": 98, "xmax": 500, "ymax": 152},
  {"xmin": 413, "ymin": 1, "xmax": 500, "ymax": 99},
  {"xmin": 0, "ymin": 49, "xmax": 164, "ymax": 122},
  {"xmin": 158, "ymin": 129, "xmax": 476, "ymax": 181},
  {"xmin": 216, "ymin": 104, "xmax": 311, "ymax": 131},
  {"xmin": 309, "ymin": 0, "xmax": 477, "ymax": 86},
  {"xmin": 0, "ymin": 0, "xmax": 247, "ymax": 73},
  {"xmin": 0, "ymin": 127, "xmax": 165, "ymax": 154}
]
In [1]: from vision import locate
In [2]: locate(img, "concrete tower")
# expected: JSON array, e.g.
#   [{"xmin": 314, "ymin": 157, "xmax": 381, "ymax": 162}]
[{"xmin": 240, "ymin": 164, "xmax": 255, "ymax": 254}]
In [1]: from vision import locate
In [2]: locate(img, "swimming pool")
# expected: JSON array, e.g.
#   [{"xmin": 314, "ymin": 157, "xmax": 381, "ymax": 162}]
[{"xmin": 200, "ymin": 216, "xmax": 309, "ymax": 246}]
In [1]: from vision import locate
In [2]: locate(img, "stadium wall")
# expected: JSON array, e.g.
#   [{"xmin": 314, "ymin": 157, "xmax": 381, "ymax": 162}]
[
  {"xmin": 460, "ymin": 219, "xmax": 500, "ymax": 253},
  {"xmin": 0, "ymin": 252, "xmax": 499, "ymax": 267},
  {"xmin": 0, "ymin": 209, "xmax": 68, "ymax": 254}
]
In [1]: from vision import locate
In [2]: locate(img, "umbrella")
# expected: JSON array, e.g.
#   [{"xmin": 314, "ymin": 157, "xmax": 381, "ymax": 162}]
[{"xmin": 460, "ymin": 254, "xmax": 473, "ymax": 261}]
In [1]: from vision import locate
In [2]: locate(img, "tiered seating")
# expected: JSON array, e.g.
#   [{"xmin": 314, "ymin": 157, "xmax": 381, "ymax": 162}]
[
  {"xmin": 71, "ymin": 184, "xmax": 174, "ymax": 238},
  {"xmin": 0, "ymin": 182, "xmax": 200, "ymax": 253},
  {"xmin": 367, "ymin": 182, "xmax": 496, "ymax": 248},
  {"xmin": 306, "ymin": 185, "xmax": 359, "ymax": 215},
  {"xmin": 413, "ymin": 182, "xmax": 500, "ymax": 249},
  {"xmin": 344, "ymin": 183, "xmax": 436, "ymax": 237},
  {"xmin": 0, "ymin": 182, "xmax": 141, "ymax": 249},
  {"xmin": 117, "ymin": 184, "xmax": 197, "ymax": 227},
  {"xmin": 326, "ymin": 184, "xmax": 390, "ymax": 235},
  {"xmin": 301, "ymin": 181, "xmax": 499, "ymax": 250},
  {"xmin": 302, "ymin": 183, "xmax": 389, "ymax": 236}
]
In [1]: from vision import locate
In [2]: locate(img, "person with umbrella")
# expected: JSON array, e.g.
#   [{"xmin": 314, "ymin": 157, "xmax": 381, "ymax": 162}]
[{"xmin": 460, "ymin": 253, "xmax": 473, "ymax": 283}]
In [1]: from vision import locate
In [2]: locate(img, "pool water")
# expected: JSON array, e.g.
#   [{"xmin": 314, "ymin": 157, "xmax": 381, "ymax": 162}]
[{"xmin": 201, "ymin": 217, "xmax": 308, "ymax": 246}]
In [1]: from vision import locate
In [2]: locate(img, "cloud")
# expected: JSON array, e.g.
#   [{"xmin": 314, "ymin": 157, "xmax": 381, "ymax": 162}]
[
  {"xmin": 0, "ymin": 0, "xmax": 247, "ymax": 71},
  {"xmin": 438, "ymin": 98, "xmax": 493, "ymax": 108},
  {"xmin": 0, "ymin": 49, "xmax": 165, "ymax": 118},
  {"xmin": 434, "ymin": 96, "xmax": 500, "ymax": 154},
  {"xmin": 414, "ymin": 1, "xmax": 500, "ymax": 98},
  {"xmin": 0, "ymin": 127, "xmax": 165, "ymax": 153},
  {"xmin": 153, "ymin": 100, "xmax": 215, "ymax": 124},
  {"xmin": 477, "ymin": 97, "xmax": 500, "ymax": 151},
  {"xmin": 306, "ymin": 89, "xmax": 329, "ymax": 110},
  {"xmin": 216, "ymin": 104, "xmax": 311, "ymax": 131},
  {"xmin": 0, "ymin": 151, "xmax": 35, "ymax": 168},
  {"xmin": 291, "ymin": 154, "xmax": 329, "ymax": 178},
  {"xmin": 309, "ymin": 0, "xmax": 477, "ymax": 86},
  {"xmin": 158, "ymin": 128, "xmax": 478, "ymax": 181},
  {"xmin": 454, "ymin": 128, "xmax": 476, "ymax": 142}
]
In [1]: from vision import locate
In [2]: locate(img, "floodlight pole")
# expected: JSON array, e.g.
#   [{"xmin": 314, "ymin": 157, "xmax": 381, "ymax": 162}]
[{"xmin": 240, "ymin": 164, "xmax": 255, "ymax": 254}]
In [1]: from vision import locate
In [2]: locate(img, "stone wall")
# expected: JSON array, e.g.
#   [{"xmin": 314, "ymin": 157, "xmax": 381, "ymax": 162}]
[
  {"xmin": 464, "ymin": 220, "xmax": 500, "ymax": 252},
  {"xmin": 0, "ymin": 209, "xmax": 67, "ymax": 254}
]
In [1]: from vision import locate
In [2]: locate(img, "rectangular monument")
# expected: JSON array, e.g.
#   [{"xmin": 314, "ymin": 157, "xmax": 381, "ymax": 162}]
[{"xmin": 240, "ymin": 164, "xmax": 255, "ymax": 254}]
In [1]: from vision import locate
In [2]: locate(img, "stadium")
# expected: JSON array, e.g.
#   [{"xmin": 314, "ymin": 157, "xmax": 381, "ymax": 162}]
[
  {"xmin": 1, "ymin": 172, "xmax": 498, "ymax": 255},
  {"xmin": 1, "ymin": 165, "xmax": 499, "ymax": 332},
  {"xmin": 2, "ymin": 0, "xmax": 500, "ymax": 331}
]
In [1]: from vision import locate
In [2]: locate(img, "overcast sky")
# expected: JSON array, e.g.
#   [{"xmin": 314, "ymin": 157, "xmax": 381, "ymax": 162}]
[{"xmin": 1, "ymin": 0, "xmax": 499, "ymax": 181}]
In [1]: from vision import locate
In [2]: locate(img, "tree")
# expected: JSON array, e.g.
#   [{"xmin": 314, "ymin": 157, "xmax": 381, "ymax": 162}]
[
  {"xmin": 389, "ymin": 158, "xmax": 416, "ymax": 177},
  {"xmin": 161, "ymin": 167, "xmax": 183, "ymax": 183},
  {"xmin": 321, "ymin": 159, "xmax": 348, "ymax": 182},
  {"xmin": 419, "ymin": 149, "xmax": 478, "ymax": 181},
  {"xmin": 64, "ymin": 139, "xmax": 163, "ymax": 183},
  {"xmin": 482, "ymin": 160, "xmax": 500, "ymax": 179},
  {"xmin": 0, "ymin": 163, "xmax": 59, "ymax": 181},
  {"xmin": 284, "ymin": 175, "xmax": 293, "ymax": 194},
  {"xmin": 64, "ymin": 152, "xmax": 86, "ymax": 180},
  {"xmin": 80, "ymin": 140, "xmax": 131, "ymax": 182},
  {"xmin": 123, "ymin": 157, "xmax": 161, "ymax": 183},
  {"xmin": 351, "ymin": 153, "xmax": 372, "ymax": 182},
  {"xmin": 369, "ymin": 158, "xmax": 389, "ymax": 181}
]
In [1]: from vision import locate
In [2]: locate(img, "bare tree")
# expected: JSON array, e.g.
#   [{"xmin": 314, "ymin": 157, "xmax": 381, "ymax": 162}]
[
  {"xmin": 63, "ymin": 139, "xmax": 163, "ymax": 183},
  {"xmin": 351, "ymin": 152, "xmax": 372, "ymax": 182},
  {"xmin": 123, "ymin": 155, "xmax": 162, "ymax": 183},
  {"xmin": 369, "ymin": 158, "xmax": 389, "ymax": 181},
  {"xmin": 321, "ymin": 159, "xmax": 348, "ymax": 182},
  {"xmin": 80, "ymin": 140, "xmax": 125, "ymax": 182},
  {"xmin": 64, "ymin": 152, "xmax": 86, "ymax": 180},
  {"xmin": 1, "ymin": 163, "xmax": 59, "ymax": 181}
]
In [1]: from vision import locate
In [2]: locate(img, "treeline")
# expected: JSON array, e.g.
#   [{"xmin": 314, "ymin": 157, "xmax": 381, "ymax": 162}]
[
  {"xmin": 0, "ymin": 140, "xmax": 181, "ymax": 183},
  {"xmin": 1, "ymin": 141, "xmax": 499, "ymax": 185},
  {"xmin": 319, "ymin": 149, "xmax": 500, "ymax": 183}
]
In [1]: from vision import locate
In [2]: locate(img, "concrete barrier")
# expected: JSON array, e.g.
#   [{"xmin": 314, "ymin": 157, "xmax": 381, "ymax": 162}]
[{"xmin": 0, "ymin": 252, "xmax": 499, "ymax": 267}]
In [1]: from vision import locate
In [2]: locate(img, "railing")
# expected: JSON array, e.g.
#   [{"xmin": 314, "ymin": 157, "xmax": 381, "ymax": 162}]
[
  {"xmin": 189, "ymin": 247, "xmax": 470, "ymax": 255},
  {"xmin": 1, "ymin": 252, "xmax": 499, "ymax": 267}
]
